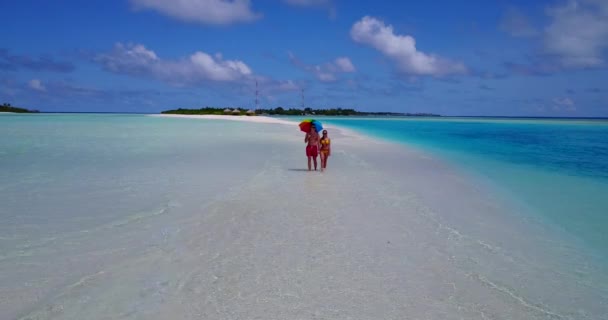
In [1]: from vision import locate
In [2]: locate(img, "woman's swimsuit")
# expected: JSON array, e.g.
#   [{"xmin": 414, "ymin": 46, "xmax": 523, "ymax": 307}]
[{"xmin": 320, "ymin": 138, "xmax": 330, "ymax": 155}]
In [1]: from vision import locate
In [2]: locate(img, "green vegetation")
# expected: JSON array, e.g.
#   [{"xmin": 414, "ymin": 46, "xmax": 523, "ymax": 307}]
[
  {"xmin": 161, "ymin": 106, "xmax": 440, "ymax": 117},
  {"xmin": 161, "ymin": 107, "xmax": 235, "ymax": 115},
  {"xmin": 0, "ymin": 103, "xmax": 40, "ymax": 113},
  {"xmin": 256, "ymin": 107, "xmax": 439, "ymax": 116}
]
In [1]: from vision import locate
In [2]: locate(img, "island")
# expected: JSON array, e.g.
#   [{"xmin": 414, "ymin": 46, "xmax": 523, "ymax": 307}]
[
  {"xmin": 1, "ymin": 103, "xmax": 40, "ymax": 113},
  {"xmin": 161, "ymin": 107, "xmax": 440, "ymax": 117}
]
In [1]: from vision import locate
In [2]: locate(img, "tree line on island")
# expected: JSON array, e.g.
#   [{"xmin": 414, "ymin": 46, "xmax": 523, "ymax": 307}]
[
  {"xmin": 161, "ymin": 107, "xmax": 440, "ymax": 117},
  {"xmin": 1, "ymin": 103, "xmax": 39, "ymax": 113}
]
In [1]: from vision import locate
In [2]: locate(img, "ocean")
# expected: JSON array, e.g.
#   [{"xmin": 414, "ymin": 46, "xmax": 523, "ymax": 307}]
[
  {"xmin": 0, "ymin": 113, "xmax": 290, "ymax": 319},
  {"xmin": 318, "ymin": 116, "xmax": 608, "ymax": 258},
  {"xmin": 2, "ymin": 113, "xmax": 607, "ymax": 319}
]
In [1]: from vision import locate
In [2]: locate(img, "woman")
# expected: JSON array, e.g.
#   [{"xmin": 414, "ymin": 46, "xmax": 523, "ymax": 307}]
[{"xmin": 319, "ymin": 130, "xmax": 331, "ymax": 171}]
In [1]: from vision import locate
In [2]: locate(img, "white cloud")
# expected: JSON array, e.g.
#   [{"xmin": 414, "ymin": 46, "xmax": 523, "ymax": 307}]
[
  {"xmin": 543, "ymin": 0, "xmax": 608, "ymax": 68},
  {"xmin": 28, "ymin": 79, "xmax": 46, "ymax": 92},
  {"xmin": 130, "ymin": 0, "xmax": 260, "ymax": 25},
  {"xmin": 315, "ymin": 71, "xmax": 336, "ymax": 82},
  {"xmin": 190, "ymin": 52, "xmax": 252, "ymax": 81},
  {"xmin": 350, "ymin": 16, "xmax": 467, "ymax": 76},
  {"xmin": 96, "ymin": 43, "xmax": 253, "ymax": 84},
  {"xmin": 288, "ymin": 52, "xmax": 355, "ymax": 82},
  {"xmin": 334, "ymin": 57, "xmax": 355, "ymax": 72}
]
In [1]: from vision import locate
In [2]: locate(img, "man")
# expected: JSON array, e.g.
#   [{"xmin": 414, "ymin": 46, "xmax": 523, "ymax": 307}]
[{"xmin": 304, "ymin": 126, "xmax": 320, "ymax": 171}]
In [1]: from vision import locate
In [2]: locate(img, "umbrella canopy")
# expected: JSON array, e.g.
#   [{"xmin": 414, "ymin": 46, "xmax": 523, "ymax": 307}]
[{"xmin": 299, "ymin": 119, "xmax": 323, "ymax": 133}]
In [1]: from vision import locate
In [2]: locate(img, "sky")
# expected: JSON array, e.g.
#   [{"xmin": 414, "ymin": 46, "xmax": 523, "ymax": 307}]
[{"xmin": 1, "ymin": 0, "xmax": 607, "ymax": 116}]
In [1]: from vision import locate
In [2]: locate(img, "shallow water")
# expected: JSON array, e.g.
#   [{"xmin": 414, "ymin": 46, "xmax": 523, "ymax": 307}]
[
  {"xmin": 1, "ymin": 114, "xmax": 607, "ymax": 319},
  {"xmin": 315, "ymin": 116, "xmax": 608, "ymax": 256},
  {"xmin": 0, "ymin": 114, "xmax": 284, "ymax": 318}
]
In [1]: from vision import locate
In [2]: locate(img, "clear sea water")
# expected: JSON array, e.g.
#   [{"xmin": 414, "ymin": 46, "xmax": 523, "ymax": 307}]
[
  {"xmin": 2, "ymin": 113, "xmax": 608, "ymax": 319},
  {"xmin": 5, "ymin": 114, "xmax": 607, "ymax": 257},
  {"xmin": 1, "ymin": 113, "xmax": 299, "ymax": 319},
  {"xmin": 316, "ymin": 116, "xmax": 608, "ymax": 257}
]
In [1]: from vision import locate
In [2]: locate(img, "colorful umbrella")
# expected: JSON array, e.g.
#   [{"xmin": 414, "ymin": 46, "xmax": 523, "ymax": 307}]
[{"xmin": 299, "ymin": 119, "xmax": 323, "ymax": 133}]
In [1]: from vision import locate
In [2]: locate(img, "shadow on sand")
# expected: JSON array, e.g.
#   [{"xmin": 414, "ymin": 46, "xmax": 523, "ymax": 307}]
[{"xmin": 287, "ymin": 168, "xmax": 314, "ymax": 172}]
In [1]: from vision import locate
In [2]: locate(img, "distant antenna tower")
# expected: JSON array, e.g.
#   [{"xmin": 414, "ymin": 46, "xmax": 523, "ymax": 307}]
[{"xmin": 255, "ymin": 80, "xmax": 259, "ymax": 110}]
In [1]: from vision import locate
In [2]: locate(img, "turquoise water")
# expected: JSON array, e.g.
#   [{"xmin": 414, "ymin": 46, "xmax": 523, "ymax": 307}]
[
  {"xmin": 0, "ymin": 113, "xmax": 273, "ymax": 248},
  {"xmin": 315, "ymin": 117, "xmax": 608, "ymax": 256},
  {"xmin": 4, "ymin": 114, "xmax": 607, "ymax": 255},
  {"xmin": 2, "ymin": 113, "xmax": 608, "ymax": 319}
]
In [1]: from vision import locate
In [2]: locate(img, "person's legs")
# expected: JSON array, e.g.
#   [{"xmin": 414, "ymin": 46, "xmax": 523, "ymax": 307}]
[
  {"xmin": 306, "ymin": 145, "xmax": 312, "ymax": 171},
  {"xmin": 307, "ymin": 145, "xmax": 319, "ymax": 171},
  {"xmin": 310, "ymin": 146, "xmax": 318, "ymax": 170},
  {"xmin": 319, "ymin": 153, "xmax": 324, "ymax": 171}
]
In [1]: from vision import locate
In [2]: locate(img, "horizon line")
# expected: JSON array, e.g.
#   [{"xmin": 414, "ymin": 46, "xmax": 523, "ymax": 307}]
[{"xmin": 12, "ymin": 111, "xmax": 608, "ymax": 120}]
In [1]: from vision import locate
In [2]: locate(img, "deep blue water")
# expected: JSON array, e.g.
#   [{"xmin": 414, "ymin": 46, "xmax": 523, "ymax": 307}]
[{"xmin": 318, "ymin": 117, "xmax": 608, "ymax": 256}]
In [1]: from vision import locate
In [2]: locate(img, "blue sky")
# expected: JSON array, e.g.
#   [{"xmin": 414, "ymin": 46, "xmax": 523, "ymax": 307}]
[{"xmin": 1, "ymin": 0, "xmax": 607, "ymax": 116}]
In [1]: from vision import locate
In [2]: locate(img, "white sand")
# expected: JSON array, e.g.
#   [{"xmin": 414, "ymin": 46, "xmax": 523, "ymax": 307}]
[
  {"xmin": 152, "ymin": 114, "xmax": 298, "ymax": 126},
  {"xmin": 153, "ymin": 113, "xmax": 366, "ymax": 142},
  {"xmin": 2, "ymin": 115, "xmax": 607, "ymax": 320}
]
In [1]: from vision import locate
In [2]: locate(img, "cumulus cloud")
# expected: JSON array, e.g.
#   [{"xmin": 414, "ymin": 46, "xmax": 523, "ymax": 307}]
[
  {"xmin": 544, "ymin": 0, "xmax": 608, "ymax": 68},
  {"xmin": 95, "ymin": 43, "xmax": 253, "ymax": 84},
  {"xmin": 502, "ymin": 1, "xmax": 608, "ymax": 71},
  {"xmin": 350, "ymin": 16, "xmax": 467, "ymax": 76},
  {"xmin": 334, "ymin": 57, "xmax": 355, "ymax": 72},
  {"xmin": 288, "ymin": 52, "xmax": 356, "ymax": 82},
  {"xmin": 28, "ymin": 79, "xmax": 46, "ymax": 92},
  {"xmin": 130, "ymin": 0, "xmax": 260, "ymax": 25}
]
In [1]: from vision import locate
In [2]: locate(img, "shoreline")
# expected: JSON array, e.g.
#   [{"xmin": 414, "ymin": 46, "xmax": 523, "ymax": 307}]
[
  {"xmin": 151, "ymin": 113, "xmax": 374, "ymax": 144},
  {"xmin": 158, "ymin": 114, "xmax": 608, "ymax": 318},
  {"xmin": 3, "ymin": 113, "xmax": 607, "ymax": 319},
  {"xmin": 152, "ymin": 114, "xmax": 604, "ymax": 243},
  {"xmin": 161, "ymin": 113, "xmax": 608, "ymax": 262},
  {"xmin": 154, "ymin": 113, "xmax": 608, "ymax": 261},
  {"xmin": 151, "ymin": 114, "xmax": 298, "ymax": 126}
]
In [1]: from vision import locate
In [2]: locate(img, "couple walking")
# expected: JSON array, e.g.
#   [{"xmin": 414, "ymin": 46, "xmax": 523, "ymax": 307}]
[{"xmin": 304, "ymin": 127, "xmax": 331, "ymax": 171}]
